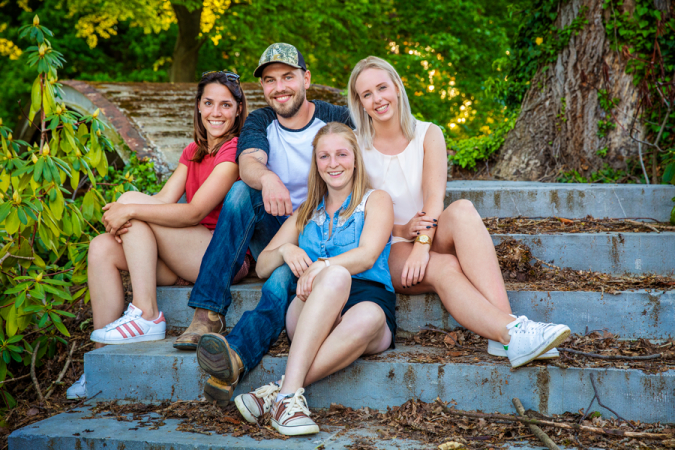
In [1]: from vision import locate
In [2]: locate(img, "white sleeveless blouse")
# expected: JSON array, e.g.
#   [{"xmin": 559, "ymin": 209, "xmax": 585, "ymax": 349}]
[{"xmin": 361, "ymin": 120, "xmax": 432, "ymax": 243}]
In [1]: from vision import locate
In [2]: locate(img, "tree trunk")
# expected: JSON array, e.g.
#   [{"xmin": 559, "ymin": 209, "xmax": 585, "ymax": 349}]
[
  {"xmin": 493, "ymin": 0, "xmax": 644, "ymax": 181},
  {"xmin": 170, "ymin": 3, "xmax": 205, "ymax": 83}
]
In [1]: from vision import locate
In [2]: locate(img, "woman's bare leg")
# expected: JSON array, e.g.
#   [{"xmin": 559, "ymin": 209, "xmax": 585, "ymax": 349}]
[
  {"xmin": 88, "ymin": 233, "xmax": 177, "ymax": 348},
  {"xmin": 112, "ymin": 191, "xmax": 213, "ymax": 319},
  {"xmin": 432, "ymin": 199, "xmax": 511, "ymax": 314},
  {"xmin": 279, "ymin": 265, "xmax": 351, "ymax": 395},
  {"xmin": 389, "ymin": 243, "xmax": 512, "ymax": 343},
  {"xmin": 303, "ymin": 302, "xmax": 390, "ymax": 386},
  {"xmin": 89, "ymin": 191, "xmax": 213, "ymax": 339}
]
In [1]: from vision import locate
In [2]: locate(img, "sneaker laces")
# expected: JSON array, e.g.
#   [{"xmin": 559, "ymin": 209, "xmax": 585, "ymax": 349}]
[
  {"xmin": 284, "ymin": 388, "xmax": 311, "ymax": 417},
  {"xmin": 254, "ymin": 376, "xmax": 284, "ymax": 411},
  {"xmin": 507, "ymin": 316, "xmax": 558, "ymax": 336},
  {"xmin": 104, "ymin": 306, "xmax": 142, "ymax": 331}
]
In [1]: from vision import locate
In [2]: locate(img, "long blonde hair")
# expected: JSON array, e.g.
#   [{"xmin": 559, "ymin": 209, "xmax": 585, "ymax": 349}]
[
  {"xmin": 348, "ymin": 56, "xmax": 416, "ymax": 150},
  {"xmin": 295, "ymin": 122, "xmax": 371, "ymax": 233}
]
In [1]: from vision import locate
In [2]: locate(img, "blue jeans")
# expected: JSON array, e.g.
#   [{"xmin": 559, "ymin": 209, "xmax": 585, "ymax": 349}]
[{"xmin": 189, "ymin": 181, "xmax": 297, "ymax": 373}]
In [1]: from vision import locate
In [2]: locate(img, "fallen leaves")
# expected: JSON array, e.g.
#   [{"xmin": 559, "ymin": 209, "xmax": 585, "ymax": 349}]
[
  {"xmin": 389, "ymin": 327, "xmax": 675, "ymax": 373},
  {"xmin": 495, "ymin": 238, "xmax": 675, "ymax": 292},
  {"xmin": 484, "ymin": 216, "xmax": 674, "ymax": 235}
]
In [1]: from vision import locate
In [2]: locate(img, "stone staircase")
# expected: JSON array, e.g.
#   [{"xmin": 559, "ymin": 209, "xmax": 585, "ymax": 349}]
[{"xmin": 9, "ymin": 181, "xmax": 675, "ymax": 450}]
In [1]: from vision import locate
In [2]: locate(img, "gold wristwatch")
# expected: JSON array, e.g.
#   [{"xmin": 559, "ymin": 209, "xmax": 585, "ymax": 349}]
[{"xmin": 415, "ymin": 235, "xmax": 432, "ymax": 245}]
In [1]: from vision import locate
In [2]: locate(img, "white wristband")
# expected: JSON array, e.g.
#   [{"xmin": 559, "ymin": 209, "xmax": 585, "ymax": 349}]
[{"xmin": 319, "ymin": 258, "xmax": 330, "ymax": 267}]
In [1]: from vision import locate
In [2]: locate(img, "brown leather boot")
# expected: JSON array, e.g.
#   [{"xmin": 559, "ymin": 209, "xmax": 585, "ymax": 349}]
[
  {"xmin": 197, "ymin": 333, "xmax": 244, "ymax": 406},
  {"xmin": 173, "ymin": 308, "xmax": 225, "ymax": 350}
]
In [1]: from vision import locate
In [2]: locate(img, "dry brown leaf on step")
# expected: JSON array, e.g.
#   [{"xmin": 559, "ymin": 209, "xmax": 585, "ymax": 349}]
[
  {"xmin": 557, "ymin": 217, "xmax": 574, "ymax": 224},
  {"xmin": 438, "ymin": 442, "xmax": 466, "ymax": 449},
  {"xmin": 444, "ymin": 332, "xmax": 459, "ymax": 347}
]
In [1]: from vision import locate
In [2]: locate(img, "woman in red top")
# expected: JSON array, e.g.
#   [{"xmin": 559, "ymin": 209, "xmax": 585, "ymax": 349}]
[{"xmin": 86, "ymin": 72, "xmax": 247, "ymax": 352}]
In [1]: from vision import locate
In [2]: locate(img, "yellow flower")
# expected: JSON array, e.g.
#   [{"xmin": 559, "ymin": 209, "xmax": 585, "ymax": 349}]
[{"xmin": 535, "ymin": 37, "xmax": 543, "ymax": 46}]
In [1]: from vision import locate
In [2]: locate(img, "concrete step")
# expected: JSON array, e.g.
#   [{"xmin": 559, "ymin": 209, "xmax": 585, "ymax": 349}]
[
  {"xmin": 158, "ymin": 284, "xmax": 675, "ymax": 339},
  {"xmin": 491, "ymin": 233, "xmax": 674, "ymax": 276},
  {"xmin": 84, "ymin": 339, "xmax": 675, "ymax": 423},
  {"xmin": 9, "ymin": 408, "xmax": 586, "ymax": 450},
  {"xmin": 446, "ymin": 181, "xmax": 675, "ymax": 222}
]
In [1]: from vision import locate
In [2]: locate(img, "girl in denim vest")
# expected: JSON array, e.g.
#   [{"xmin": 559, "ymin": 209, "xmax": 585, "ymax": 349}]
[{"xmin": 234, "ymin": 122, "xmax": 395, "ymax": 436}]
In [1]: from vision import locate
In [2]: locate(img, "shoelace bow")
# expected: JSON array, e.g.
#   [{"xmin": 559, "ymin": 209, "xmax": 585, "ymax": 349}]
[
  {"xmin": 104, "ymin": 308, "xmax": 141, "ymax": 331},
  {"xmin": 255, "ymin": 376, "xmax": 284, "ymax": 410},
  {"xmin": 284, "ymin": 388, "xmax": 311, "ymax": 417}
]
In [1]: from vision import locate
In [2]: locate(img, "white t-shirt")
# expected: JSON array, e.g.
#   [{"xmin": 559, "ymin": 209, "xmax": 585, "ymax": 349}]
[{"xmin": 236, "ymin": 101, "xmax": 353, "ymax": 211}]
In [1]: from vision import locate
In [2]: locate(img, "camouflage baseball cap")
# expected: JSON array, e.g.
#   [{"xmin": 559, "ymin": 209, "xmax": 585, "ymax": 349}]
[{"xmin": 254, "ymin": 43, "xmax": 307, "ymax": 78}]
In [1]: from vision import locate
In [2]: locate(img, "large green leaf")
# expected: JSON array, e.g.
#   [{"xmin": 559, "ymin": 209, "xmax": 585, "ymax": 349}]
[
  {"xmin": 29, "ymin": 77, "xmax": 42, "ymax": 121},
  {"xmin": 33, "ymin": 157, "xmax": 45, "ymax": 182},
  {"xmin": 50, "ymin": 187, "xmax": 64, "ymax": 220},
  {"xmin": 5, "ymin": 307, "xmax": 17, "ymax": 337},
  {"xmin": 0, "ymin": 202, "xmax": 13, "ymax": 223},
  {"xmin": 61, "ymin": 211, "xmax": 72, "ymax": 236},
  {"xmin": 49, "ymin": 312, "xmax": 70, "ymax": 337},
  {"xmin": 82, "ymin": 190, "xmax": 95, "ymax": 220},
  {"xmin": 5, "ymin": 209, "xmax": 20, "ymax": 235},
  {"xmin": 43, "ymin": 284, "xmax": 72, "ymax": 300}
]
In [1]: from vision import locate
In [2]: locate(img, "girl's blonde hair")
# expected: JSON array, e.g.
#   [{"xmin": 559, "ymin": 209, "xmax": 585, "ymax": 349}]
[
  {"xmin": 348, "ymin": 56, "xmax": 416, "ymax": 150},
  {"xmin": 295, "ymin": 122, "xmax": 371, "ymax": 233}
]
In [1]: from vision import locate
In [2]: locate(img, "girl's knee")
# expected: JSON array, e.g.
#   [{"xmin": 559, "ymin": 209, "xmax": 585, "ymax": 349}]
[
  {"xmin": 315, "ymin": 265, "xmax": 351, "ymax": 291},
  {"xmin": 88, "ymin": 234, "xmax": 118, "ymax": 262},
  {"xmin": 344, "ymin": 303, "xmax": 386, "ymax": 338},
  {"xmin": 443, "ymin": 199, "xmax": 479, "ymax": 222},
  {"xmin": 117, "ymin": 191, "xmax": 152, "ymax": 205}
]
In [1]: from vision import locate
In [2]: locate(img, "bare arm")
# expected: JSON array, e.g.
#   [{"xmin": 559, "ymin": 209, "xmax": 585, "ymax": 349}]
[
  {"xmin": 399, "ymin": 124, "xmax": 448, "ymax": 287},
  {"xmin": 239, "ymin": 147, "xmax": 293, "ymax": 216},
  {"xmin": 256, "ymin": 214, "xmax": 311, "ymax": 278},
  {"xmin": 238, "ymin": 148, "xmax": 271, "ymax": 189},
  {"xmin": 102, "ymin": 162, "xmax": 239, "ymax": 233},
  {"xmin": 416, "ymin": 124, "xmax": 448, "ymax": 243}
]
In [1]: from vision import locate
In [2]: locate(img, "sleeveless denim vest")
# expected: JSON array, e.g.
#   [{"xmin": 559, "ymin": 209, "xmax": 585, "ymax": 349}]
[{"xmin": 298, "ymin": 190, "xmax": 394, "ymax": 292}]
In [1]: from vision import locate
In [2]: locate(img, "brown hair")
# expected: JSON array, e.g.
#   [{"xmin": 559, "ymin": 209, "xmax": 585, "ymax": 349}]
[
  {"xmin": 192, "ymin": 72, "xmax": 248, "ymax": 162},
  {"xmin": 295, "ymin": 122, "xmax": 371, "ymax": 233}
]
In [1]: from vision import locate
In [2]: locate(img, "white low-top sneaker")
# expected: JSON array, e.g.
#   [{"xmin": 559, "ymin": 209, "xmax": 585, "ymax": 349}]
[
  {"xmin": 488, "ymin": 339, "xmax": 559, "ymax": 359},
  {"xmin": 235, "ymin": 376, "xmax": 284, "ymax": 423},
  {"xmin": 505, "ymin": 316, "xmax": 570, "ymax": 368},
  {"xmin": 90, "ymin": 304, "xmax": 166, "ymax": 344},
  {"xmin": 271, "ymin": 388, "xmax": 320, "ymax": 436},
  {"xmin": 66, "ymin": 374, "xmax": 86, "ymax": 399}
]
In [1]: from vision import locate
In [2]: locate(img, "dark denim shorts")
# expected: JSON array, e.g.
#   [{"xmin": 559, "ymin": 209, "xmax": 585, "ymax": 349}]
[{"xmin": 342, "ymin": 278, "xmax": 397, "ymax": 348}]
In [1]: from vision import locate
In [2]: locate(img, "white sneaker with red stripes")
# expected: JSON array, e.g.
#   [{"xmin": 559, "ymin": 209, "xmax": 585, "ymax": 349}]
[{"xmin": 90, "ymin": 304, "xmax": 166, "ymax": 344}]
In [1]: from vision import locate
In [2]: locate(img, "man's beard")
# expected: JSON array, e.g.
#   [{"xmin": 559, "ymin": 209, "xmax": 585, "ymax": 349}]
[{"xmin": 267, "ymin": 86, "xmax": 306, "ymax": 119}]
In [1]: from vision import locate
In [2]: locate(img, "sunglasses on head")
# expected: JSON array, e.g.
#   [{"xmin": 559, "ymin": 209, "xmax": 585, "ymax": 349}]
[{"xmin": 201, "ymin": 70, "xmax": 241, "ymax": 83}]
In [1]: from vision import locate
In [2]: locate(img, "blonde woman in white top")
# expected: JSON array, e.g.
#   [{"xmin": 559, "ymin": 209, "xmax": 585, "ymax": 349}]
[{"xmin": 348, "ymin": 56, "xmax": 570, "ymax": 368}]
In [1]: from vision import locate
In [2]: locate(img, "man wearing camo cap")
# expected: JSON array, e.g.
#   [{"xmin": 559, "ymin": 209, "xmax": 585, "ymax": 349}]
[{"xmin": 178, "ymin": 43, "xmax": 353, "ymax": 414}]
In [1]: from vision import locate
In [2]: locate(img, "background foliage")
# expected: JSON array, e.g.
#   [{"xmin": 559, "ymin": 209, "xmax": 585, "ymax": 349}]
[{"xmin": 0, "ymin": 0, "xmax": 530, "ymax": 140}]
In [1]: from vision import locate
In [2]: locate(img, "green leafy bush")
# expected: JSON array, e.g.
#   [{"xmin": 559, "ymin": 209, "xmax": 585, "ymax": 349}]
[
  {"xmin": 0, "ymin": 15, "xmax": 137, "ymax": 409},
  {"xmin": 448, "ymin": 115, "xmax": 516, "ymax": 170}
]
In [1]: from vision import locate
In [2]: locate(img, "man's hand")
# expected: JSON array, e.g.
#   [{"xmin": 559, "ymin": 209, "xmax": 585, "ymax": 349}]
[{"xmin": 261, "ymin": 172, "xmax": 293, "ymax": 216}]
